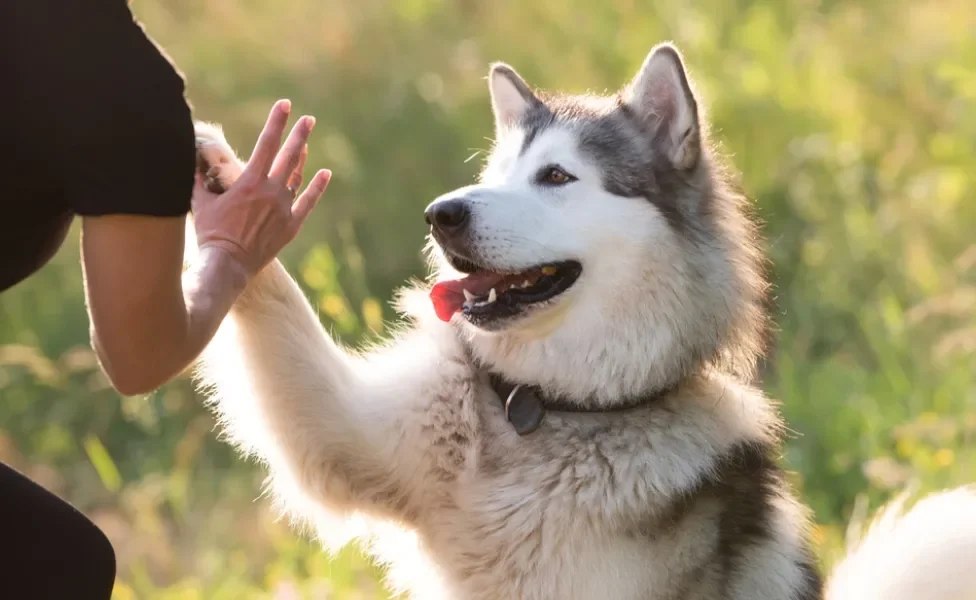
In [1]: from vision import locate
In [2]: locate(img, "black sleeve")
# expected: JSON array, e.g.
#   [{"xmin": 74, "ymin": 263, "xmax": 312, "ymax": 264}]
[{"xmin": 53, "ymin": 1, "xmax": 196, "ymax": 218}]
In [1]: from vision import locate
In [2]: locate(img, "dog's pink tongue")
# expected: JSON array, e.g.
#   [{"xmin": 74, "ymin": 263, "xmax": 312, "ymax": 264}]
[
  {"xmin": 430, "ymin": 281, "xmax": 466, "ymax": 322},
  {"xmin": 430, "ymin": 272, "xmax": 505, "ymax": 322}
]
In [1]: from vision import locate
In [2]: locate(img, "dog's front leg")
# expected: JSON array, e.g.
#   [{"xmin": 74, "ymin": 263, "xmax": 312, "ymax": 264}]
[
  {"xmin": 198, "ymin": 260, "xmax": 428, "ymax": 524},
  {"xmin": 192, "ymin": 123, "xmax": 432, "ymax": 528}
]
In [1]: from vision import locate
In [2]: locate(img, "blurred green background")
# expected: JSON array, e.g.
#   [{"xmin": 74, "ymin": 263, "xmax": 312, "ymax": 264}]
[{"xmin": 1, "ymin": 0, "xmax": 975, "ymax": 597}]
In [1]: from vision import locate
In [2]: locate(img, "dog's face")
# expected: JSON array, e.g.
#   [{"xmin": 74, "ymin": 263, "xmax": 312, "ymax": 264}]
[{"xmin": 424, "ymin": 45, "xmax": 765, "ymax": 401}]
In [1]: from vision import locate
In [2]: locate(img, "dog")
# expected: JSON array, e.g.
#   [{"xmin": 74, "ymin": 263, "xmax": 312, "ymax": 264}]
[{"xmin": 190, "ymin": 43, "xmax": 976, "ymax": 599}]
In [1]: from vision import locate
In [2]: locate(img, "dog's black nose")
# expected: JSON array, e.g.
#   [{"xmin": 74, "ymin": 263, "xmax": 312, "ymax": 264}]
[{"xmin": 425, "ymin": 198, "xmax": 470, "ymax": 234}]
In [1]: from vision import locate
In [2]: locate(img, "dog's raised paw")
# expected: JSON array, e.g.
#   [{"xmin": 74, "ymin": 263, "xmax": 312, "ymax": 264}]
[{"xmin": 194, "ymin": 122, "xmax": 242, "ymax": 194}]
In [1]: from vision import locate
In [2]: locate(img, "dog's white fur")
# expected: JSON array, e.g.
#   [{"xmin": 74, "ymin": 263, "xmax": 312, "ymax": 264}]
[
  {"xmin": 826, "ymin": 487, "xmax": 976, "ymax": 600},
  {"xmin": 191, "ymin": 44, "xmax": 976, "ymax": 599}
]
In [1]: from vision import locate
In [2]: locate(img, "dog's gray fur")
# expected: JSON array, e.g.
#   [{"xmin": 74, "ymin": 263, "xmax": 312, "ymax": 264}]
[{"xmin": 190, "ymin": 42, "xmax": 976, "ymax": 600}]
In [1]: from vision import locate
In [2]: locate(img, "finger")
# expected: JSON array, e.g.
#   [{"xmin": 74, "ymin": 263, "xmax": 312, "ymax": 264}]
[
  {"xmin": 291, "ymin": 169, "xmax": 331, "ymax": 223},
  {"xmin": 269, "ymin": 116, "xmax": 315, "ymax": 185},
  {"xmin": 286, "ymin": 145, "xmax": 308, "ymax": 192},
  {"xmin": 242, "ymin": 99, "xmax": 291, "ymax": 179}
]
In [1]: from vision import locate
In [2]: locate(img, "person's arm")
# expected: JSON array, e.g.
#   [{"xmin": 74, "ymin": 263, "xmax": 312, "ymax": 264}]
[
  {"xmin": 82, "ymin": 101, "xmax": 330, "ymax": 395},
  {"xmin": 81, "ymin": 218, "xmax": 240, "ymax": 395}
]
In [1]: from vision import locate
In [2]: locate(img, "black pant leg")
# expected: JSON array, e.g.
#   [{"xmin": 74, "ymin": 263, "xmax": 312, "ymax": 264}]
[{"xmin": 0, "ymin": 461, "xmax": 116, "ymax": 599}]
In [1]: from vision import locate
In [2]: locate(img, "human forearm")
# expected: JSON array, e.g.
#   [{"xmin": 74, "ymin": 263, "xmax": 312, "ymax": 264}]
[
  {"xmin": 91, "ymin": 245, "xmax": 249, "ymax": 395},
  {"xmin": 178, "ymin": 245, "xmax": 251, "ymax": 370}
]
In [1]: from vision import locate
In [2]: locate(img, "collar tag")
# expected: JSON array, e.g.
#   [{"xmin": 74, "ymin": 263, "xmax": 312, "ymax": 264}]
[{"xmin": 504, "ymin": 385, "xmax": 546, "ymax": 436}]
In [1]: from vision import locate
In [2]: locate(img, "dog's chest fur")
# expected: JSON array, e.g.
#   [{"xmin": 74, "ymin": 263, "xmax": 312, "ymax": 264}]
[{"xmin": 374, "ymin": 333, "xmax": 822, "ymax": 600}]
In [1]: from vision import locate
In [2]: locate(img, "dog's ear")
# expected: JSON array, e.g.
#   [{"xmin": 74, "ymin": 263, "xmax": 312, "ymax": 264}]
[
  {"xmin": 488, "ymin": 63, "xmax": 538, "ymax": 134},
  {"xmin": 624, "ymin": 43, "xmax": 701, "ymax": 170}
]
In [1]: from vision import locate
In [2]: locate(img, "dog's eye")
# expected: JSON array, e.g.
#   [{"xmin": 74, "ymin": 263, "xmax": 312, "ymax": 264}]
[{"xmin": 538, "ymin": 166, "xmax": 576, "ymax": 186}]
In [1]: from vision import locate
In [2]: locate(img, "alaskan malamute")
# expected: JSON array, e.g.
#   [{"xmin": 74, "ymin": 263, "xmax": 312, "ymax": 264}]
[{"xmin": 191, "ymin": 42, "xmax": 976, "ymax": 599}]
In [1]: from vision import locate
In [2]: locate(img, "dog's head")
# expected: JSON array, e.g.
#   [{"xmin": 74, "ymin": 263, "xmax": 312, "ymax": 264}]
[{"xmin": 423, "ymin": 44, "xmax": 768, "ymax": 403}]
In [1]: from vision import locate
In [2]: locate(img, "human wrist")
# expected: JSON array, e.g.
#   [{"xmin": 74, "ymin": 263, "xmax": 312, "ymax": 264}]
[{"xmin": 194, "ymin": 242, "xmax": 252, "ymax": 297}]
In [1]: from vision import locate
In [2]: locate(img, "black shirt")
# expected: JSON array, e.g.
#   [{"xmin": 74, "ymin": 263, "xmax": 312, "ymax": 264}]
[{"xmin": 0, "ymin": 0, "xmax": 196, "ymax": 292}]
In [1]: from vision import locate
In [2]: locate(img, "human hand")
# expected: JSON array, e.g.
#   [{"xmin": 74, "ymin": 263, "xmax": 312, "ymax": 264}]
[{"xmin": 192, "ymin": 99, "xmax": 332, "ymax": 276}]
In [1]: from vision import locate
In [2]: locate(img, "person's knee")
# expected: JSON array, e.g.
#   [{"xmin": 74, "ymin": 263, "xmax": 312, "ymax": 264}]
[
  {"xmin": 55, "ymin": 508, "xmax": 117, "ymax": 598},
  {"xmin": 0, "ymin": 462, "xmax": 118, "ymax": 598},
  {"xmin": 87, "ymin": 520, "xmax": 117, "ymax": 593},
  {"xmin": 71, "ymin": 515, "xmax": 117, "ymax": 597}
]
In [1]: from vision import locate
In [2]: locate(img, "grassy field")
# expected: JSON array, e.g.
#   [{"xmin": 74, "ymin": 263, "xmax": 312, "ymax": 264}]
[{"xmin": 1, "ymin": 0, "xmax": 974, "ymax": 597}]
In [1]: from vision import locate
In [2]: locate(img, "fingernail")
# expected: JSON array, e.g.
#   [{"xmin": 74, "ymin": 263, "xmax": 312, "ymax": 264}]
[
  {"xmin": 305, "ymin": 116, "xmax": 316, "ymax": 131},
  {"xmin": 280, "ymin": 99, "xmax": 292, "ymax": 114}
]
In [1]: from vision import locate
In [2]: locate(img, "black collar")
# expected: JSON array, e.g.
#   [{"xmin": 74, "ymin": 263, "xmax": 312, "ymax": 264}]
[{"xmin": 489, "ymin": 374, "xmax": 674, "ymax": 436}]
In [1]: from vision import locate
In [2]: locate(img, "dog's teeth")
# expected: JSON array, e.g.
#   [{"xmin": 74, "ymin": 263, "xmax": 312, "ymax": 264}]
[
  {"xmin": 488, "ymin": 288, "xmax": 497, "ymax": 303},
  {"xmin": 541, "ymin": 266, "xmax": 557, "ymax": 276},
  {"xmin": 463, "ymin": 289, "xmax": 475, "ymax": 302},
  {"xmin": 521, "ymin": 280, "xmax": 531, "ymax": 288}
]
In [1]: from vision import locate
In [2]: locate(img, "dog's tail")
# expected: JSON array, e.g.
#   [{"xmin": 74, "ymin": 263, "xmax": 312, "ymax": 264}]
[{"xmin": 825, "ymin": 485, "xmax": 976, "ymax": 600}]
